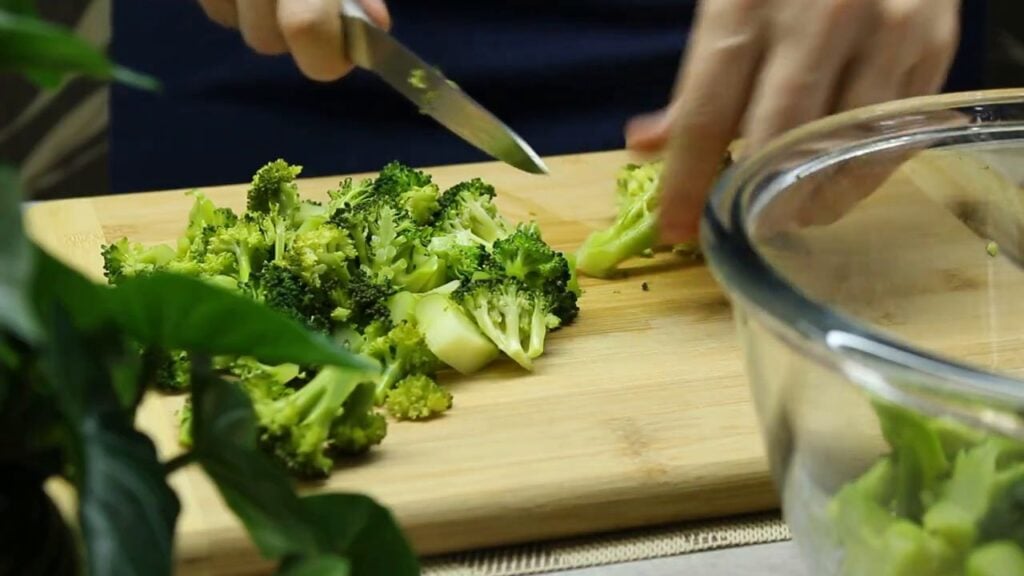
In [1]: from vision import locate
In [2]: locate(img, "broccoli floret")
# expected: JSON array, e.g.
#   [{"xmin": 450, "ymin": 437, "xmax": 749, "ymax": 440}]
[
  {"xmin": 152, "ymin": 349, "xmax": 191, "ymax": 393},
  {"xmin": 181, "ymin": 190, "xmax": 238, "ymax": 251},
  {"xmin": 435, "ymin": 178, "xmax": 511, "ymax": 246},
  {"xmin": 455, "ymin": 278, "xmax": 560, "ymax": 371},
  {"xmin": 327, "ymin": 176, "xmax": 376, "ymax": 213},
  {"xmin": 246, "ymin": 158, "xmax": 302, "ymax": 218},
  {"xmin": 575, "ymin": 162, "xmax": 661, "ymax": 279},
  {"xmin": 428, "ymin": 234, "xmax": 487, "ymax": 281},
  {"xmin": 206, "ymin": 218, "xmax": 270, "ymax": 284},
  {"xmin": 372, "ymin": 161, "xmax": 433, "ymax": 201},
  {"xmin": 385, "ymin": 374, "xmax": 452, "ymax": 421},
  {"xmin": 256, "ymin": 263, "xmax": 335, "ymax": 333},
  {"xmin": 254, "ymin": 364, "xmax": 382, "ymax": 479},
  {"xmin": 329, "ymin": 375, "xmax": 388, "ymax": 456},
  {"xmin": 396, "ymin": 240, "xmax": 448, "ymax": 293},
  {"xmin": 346, "ymin": 268, "xmax": 397, "ymax": 330},
  {"xmin": 490, "ymin": 222, "xmax": 579, "ymax": 325},
  {"xmin": 362, "ymin": 320, "xmax": 441, "ymax": 404},
  {"xmin": 285, "ymin": 222, "xmax": 358, "ymax": 288},
  {"xmin": 101, "ymin": 238, "xmax": 177, "ymax": 284}
]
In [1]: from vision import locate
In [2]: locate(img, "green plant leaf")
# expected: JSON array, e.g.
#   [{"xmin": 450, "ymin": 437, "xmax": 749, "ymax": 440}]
[
  {"xmin": 41, "ymin": 305, "xmax": 179, "ymax": 576},
  {"xmin": 300, "ymin": 494, "xmax": 420, "ymax": 576},
  {"xmin": 189, "ymin": 358, "xmax": 322, "ymax": 558},
  {"xmin": 276, "ymin": 555, "xmax": 351, "ymax": 576},
  {"xmin": 0, "ymin": 9, "xmax": 159, "ymax": 91},
  {"xmin": 109, "ymin": 272, "xmax": 377, "ymax": 371},
  {"xmin": 0, "ymin": 0, "xmax": 35, "ymax": 15},
  {"xmin": 0, "ymin": 165, "xmax": 41, "ymax": 343}
]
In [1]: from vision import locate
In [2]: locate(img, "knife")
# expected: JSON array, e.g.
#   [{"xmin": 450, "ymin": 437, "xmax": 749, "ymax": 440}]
[{"xmin": 339, "ymin": 0, "xmax": 549, "ymax": 175}]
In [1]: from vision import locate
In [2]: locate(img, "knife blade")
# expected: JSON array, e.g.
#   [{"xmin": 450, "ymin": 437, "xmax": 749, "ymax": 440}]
[{"xmin": 339, "ymin": 0, "xmax": 549, "ymax": 175}]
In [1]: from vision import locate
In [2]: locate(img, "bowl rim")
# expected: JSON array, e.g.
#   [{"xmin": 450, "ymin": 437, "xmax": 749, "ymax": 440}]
[{"xmin": 701, "ymin": 88, "xmax": 1024, "ymax": 414}]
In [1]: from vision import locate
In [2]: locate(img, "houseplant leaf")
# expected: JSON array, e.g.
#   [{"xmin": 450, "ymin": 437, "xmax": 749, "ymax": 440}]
[
  {"xmin": 40, "ymin": 305, "xmax": 180, "ymax": 576},
  {"xmin": 0, "ymin": 9, "xmax": 158, "ymax": 90},
  {"xmin": 0, "ymin": 165, "xmax": 41, "ymax": 343},
  {"xmin": 108, "ymin": 271, "xmax": 377, "ymax": 371},
  {"xmin": 189, "ymin": 357, "xmax": 321, "ymax": 558}
]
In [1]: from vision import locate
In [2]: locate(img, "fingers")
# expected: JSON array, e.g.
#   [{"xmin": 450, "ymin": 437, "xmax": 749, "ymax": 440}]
[
  {"xmin": 624, "ymin": 106, "xmax": 674, "ymax": 154},
  {"xmin": 278, "ymin": 0, "xmax": 351, "ymax": 81},
  {"xmin": 657, "ymin": 0, "xmax": 763, "ymax": 244},
  {"xmin": 196, "ymin": 0, "xmax": 393, "ymax": 82},
  {"xmin": 238, "ymin": 0, "xmax": 288, "ymax": 55},
  {"xmin": 197, "ymin": 0, "xmax": 238, "ymax": 27}
]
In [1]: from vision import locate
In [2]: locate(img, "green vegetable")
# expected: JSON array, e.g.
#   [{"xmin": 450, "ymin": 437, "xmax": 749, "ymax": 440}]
[
  {"xmin": 385, "ymin": 374, "xmax": 453, "ymax": 421},
  {"xmin": 414, "ymin": 292, "xmax": 499, "ymax": 374},
  {"xmin": 828, "ymin": 398, "xmax": 1024, "ymax": 576}
]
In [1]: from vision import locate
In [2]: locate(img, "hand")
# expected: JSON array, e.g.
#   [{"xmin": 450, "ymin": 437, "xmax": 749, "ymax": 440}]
[
  {"xmin": 626, "ymin": 0, "xmax": 963, "ymax": 244},
  {"xmin": 197, "ymin": 0, "xmax": 391, "ymax": 81}
]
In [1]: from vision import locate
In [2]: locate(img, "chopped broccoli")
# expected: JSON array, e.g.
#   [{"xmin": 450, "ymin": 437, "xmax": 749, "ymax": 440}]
[
  {"xmin": 346, "ymin": 268, "xmax": 396, "ymax": 330},
  {"xmin": 414, "ymin": 292, "xmax": 498, "ymax": 374},
  {"xmin": 178, "ymin": 399, "xmax": 193, "ymax": 448},
  {"xmin": 254, "ymin": 364, "xmax": 382, "ymax": 479},
  {"xmin": 206, "ymin": 216, "xmax": 270, "ymax": 284},
  {"xmin": 284, "ymin": 222, "xmax": 357, "ymax": 288},
  {"xmin": 152, "ymin": 349, "xmax": 191, "ymax": 393},
  {"xmin": 329, "ymin": 375, "xmax": 388, "ymax": 456},
  {"xmin": 101, "ymin": 238, "xmax": 177, "ymax": 284},
  {"xmin": 490, "ymin": 222, "xmax": 579, "ymax": 326},
  {"xmin": 256, "ymin": 263, "xmax": 335, "ymax": 333},
  {"xmin": 361, "ymin": 320, "xmax": 441, "ymax": 404},
  {"xmin": 385, "ymin": 374, "xmax": 452, "ymax": 421},
  {"xmin": 575, "ymin": 162, "xmax": 661, "ymax": 279},
  {"xmin": 966, "ymin": 541, "xmax": 1024, "ymax": 576},
  {"xmin": 246, "ymin": 158, "xmax": 302, "ymax": 219},
  {"xmin": 428, "ymin": 234, "xmax": 488, "ymax": 281},
  {"xmin": 455, "ymin": 278, "xmax": 560, "ymax": 371},
  {"xmin": 435, "ymin": 178, "xmax": 511, "ymax": 246},
  {"xmin": 327, "ymin": 176, "xmax": 375, "ymax": 213}
]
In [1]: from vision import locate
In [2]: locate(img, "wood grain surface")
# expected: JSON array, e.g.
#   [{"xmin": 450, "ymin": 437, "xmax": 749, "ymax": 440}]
[{"xmin": 24, "ymin": 150, "xmax": 778, "ymax": 575}]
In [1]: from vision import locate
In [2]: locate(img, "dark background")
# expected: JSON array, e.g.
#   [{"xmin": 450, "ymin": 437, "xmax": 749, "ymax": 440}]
[{"xmin": 0, "ymin": 0, "xmax": 1019, "ymax": 200}]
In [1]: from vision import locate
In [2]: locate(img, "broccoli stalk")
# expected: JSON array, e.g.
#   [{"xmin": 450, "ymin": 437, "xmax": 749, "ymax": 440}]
[
  {"xmin": 456, "ymin": 279, "xmax": 560, "ymax": 371},
  {"xmin": 206, "ymin": 218, "xmax": 269, "ymax": 284},
  {"xmin": 490, "ymin": 222, "xmax": 579, "ymax": 326},
  {"xmin": 254, "ymin": 364, "xmax": 383, "ymax": 478},
  {"xmin": 330, "ymin": 375, "xmax": 388, "ymax": 456}
]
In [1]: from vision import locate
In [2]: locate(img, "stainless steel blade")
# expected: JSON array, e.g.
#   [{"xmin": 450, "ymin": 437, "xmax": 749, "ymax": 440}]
[{"xmin": 340, "ymin": 0, "xmax": 548, "ymax": 174}]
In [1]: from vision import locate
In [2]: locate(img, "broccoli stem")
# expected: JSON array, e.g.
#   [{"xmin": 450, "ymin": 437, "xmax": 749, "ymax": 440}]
[{"xmin": 575, "ymin": 209, "xmax": 657, "ymax": 279}]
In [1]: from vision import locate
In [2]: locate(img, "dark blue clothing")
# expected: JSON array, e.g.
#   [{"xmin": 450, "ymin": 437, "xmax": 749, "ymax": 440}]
[{"xmin": 109, "ymin": 1, "xmax": 987, "ymax": 194}]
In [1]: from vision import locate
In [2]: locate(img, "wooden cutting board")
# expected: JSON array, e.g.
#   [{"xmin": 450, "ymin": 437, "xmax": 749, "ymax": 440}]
[{"xmin": 24, "ymin": 150, "xmax": 778, "ymax": 575}]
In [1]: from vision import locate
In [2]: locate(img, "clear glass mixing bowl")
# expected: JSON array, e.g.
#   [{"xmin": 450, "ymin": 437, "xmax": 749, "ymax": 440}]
[{"xmin": 702, "ymin": 89, "xmax": 1024, "ymax": 576}]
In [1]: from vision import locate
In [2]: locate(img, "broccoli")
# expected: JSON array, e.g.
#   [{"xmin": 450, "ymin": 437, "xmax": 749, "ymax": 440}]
[
  {"xmin": 181, "ymin": 190, "xmax": 238, "ymax": 249},
  {"xmin": 490, "ymin": 222, "xmax": 579, "ymax": 326},
  {"xmin": 101, "ymin": 238, "xmax": 177, "ymax": 284},
  {"xmin": 455, "ymin": 278, "xmax": 560, "ymax": 371},
  {"xmin": 575, "ymin": 162, "xmax": 661, "ymax": 279},
  {"xmin": 428, "ymin": 234, "xmax": 487, "ymax": 281},
  {"xmin": 254, "ymin": 364, "xmax": 383, "ymax": 478},
  {"xmin": 385, "ymin": 374, "xmax": 453, "ymax": 421},
  {"xmin": 246, "ymin": 158, "xmax": 302, "ymax": 218},
  {"xmin": 411, "ymin": 291, "xmax": 499, "ymax": 373},
  {"xmin": 327, "ymin": 176, "xmax": 375, "ymax": 213},
  {"xmin": 284, "ymin": 222, "xmax": 357, "ymax": 288},
  {"xmin": 329, "ymin": 375, "xmax": 388, "ymax": 456},
  {"xmin": 346, "ymin": 267, "xmax": 396, "ymax": 330},
  {"xmin": 966, "ymin": 541, "xmax": 1024, "ymax": 576},
  {"xmin": 206, "ymin": 217, "xmax": 270, "ymax": 284},
  {"xmin": 435, "ymin": 178, "xmax": 511, "ymax": 246},
  {"xmin": 152, "ymin": 349, "xmax": 191, "ymax": 393},
  {"xmin": 256, "ymin": 263, "xmax": 336, "ymax": 333},
  {"xmin": 361, "ymin": 320, "xmax": 441, "ymax": 404},
  {"xmin": 224, "ymin": 355, "xmax": 303, "ymax": 403}
]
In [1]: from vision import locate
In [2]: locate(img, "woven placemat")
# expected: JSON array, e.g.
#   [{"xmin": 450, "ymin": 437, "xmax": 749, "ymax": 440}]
[{"xmin": 420, "ymin": 512, "xmax": 791, "ymax": 576}]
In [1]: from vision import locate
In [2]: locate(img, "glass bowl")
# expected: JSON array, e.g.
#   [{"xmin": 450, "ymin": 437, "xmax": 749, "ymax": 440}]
[{"xmin": 701, "ymin": 89, "xmax": 1024, "ymax": 576}]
